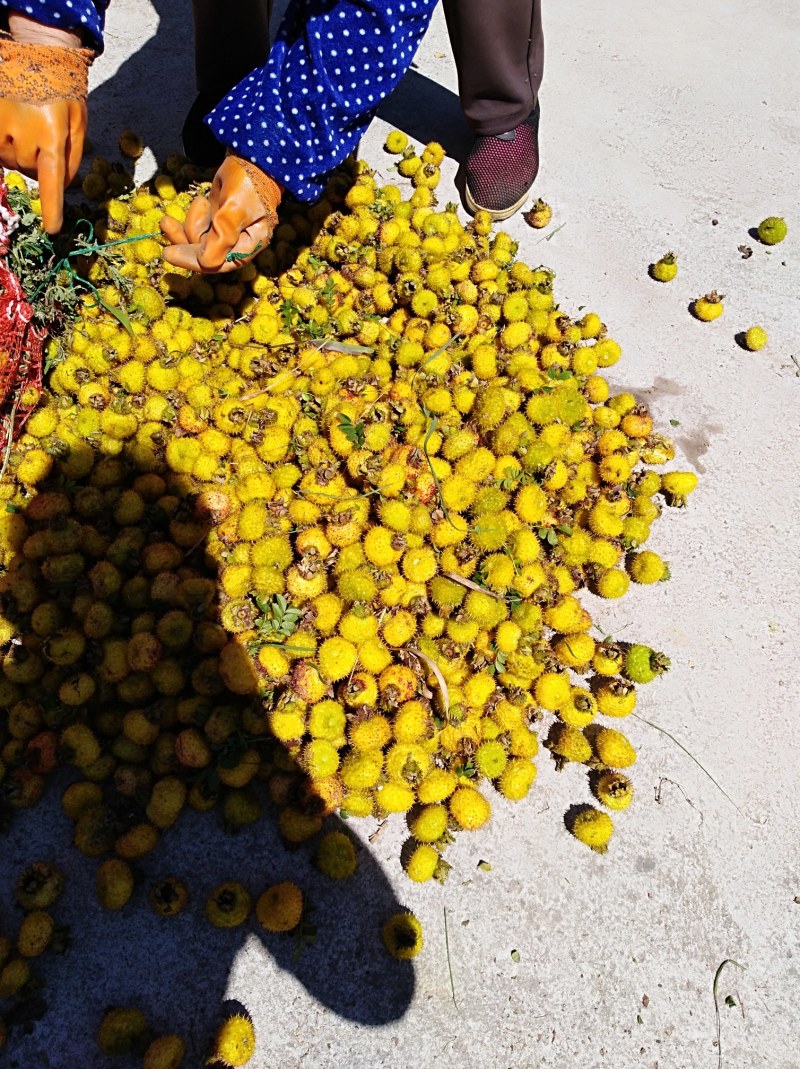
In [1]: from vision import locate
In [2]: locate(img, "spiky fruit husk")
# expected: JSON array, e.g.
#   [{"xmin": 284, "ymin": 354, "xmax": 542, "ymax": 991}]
[
  {"xmin": 255, "ymin": 881, "xmax": 304, "ymax": 932},
  {"xmin": 568, "ymin": 806, "xmax": 613, "ymax": 852},
  {"xmin": 98, "ymin": 1006, "xmax": 150, "ymax": 1057},
  {"xmin": 624, "ymin": 644, "xmax": 670, "ymax": 684},
  {"xmin": 209, "ymin": 1015, "xmax": 255, "ymax": 1068},
  {"xmin": 649, "ymin": 253, "xmax": 677, "ymax": 282},
  {"xmin": 591, "ymin": 770, "xmax": 634, "ymax": 811},
  {"xmin": 382, "ymin": 911, "xmax": 424, "ymax": 959},
  {"xmin": 143, "ymin": 1034, "xmax": 186, "ymax": 1069},
  {"xmin": 756, "ymin": 216, "xmax": 786, "ymax": 245}
]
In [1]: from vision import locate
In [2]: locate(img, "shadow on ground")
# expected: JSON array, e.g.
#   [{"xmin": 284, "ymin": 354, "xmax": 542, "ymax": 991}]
[
  {"xmin": 3, "ymin": 775, "xmax": 412, "ymax": 1065},
  {"xmin": 1, "ymin": 449, "xmax": 414, "ymax": 1063},
  {"xmin": 87, "ymin": 0, "xmax": 197, "ymax": 166},
  {"xmin": 377, "ymin": 67, "xmax": 473, "ymax": 162}
]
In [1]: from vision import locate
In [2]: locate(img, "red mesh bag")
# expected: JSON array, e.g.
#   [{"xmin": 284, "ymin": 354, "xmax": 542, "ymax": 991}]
[{"xmin": 0, "ymin": 174, "xmax": 46, "ymax": 453}]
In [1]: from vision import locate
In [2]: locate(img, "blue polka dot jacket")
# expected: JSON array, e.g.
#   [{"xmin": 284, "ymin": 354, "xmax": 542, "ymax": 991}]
[{"xmin": 1, "ymin": 0, "xmax": 437, "ymax": 199}]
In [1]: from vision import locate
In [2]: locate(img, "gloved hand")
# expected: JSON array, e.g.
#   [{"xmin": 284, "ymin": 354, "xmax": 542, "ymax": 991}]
[
  {"xmin": 0, "ymin": 19, "xmax": 93, "ymax": 234},
  {"xmin": 160, "ymin": 154, "xmax": 282, "ymax": 274}
]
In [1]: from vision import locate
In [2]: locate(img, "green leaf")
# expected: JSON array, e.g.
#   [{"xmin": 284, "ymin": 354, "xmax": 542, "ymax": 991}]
[
  {"xmin": 506, "ymin": 589, "xmax": 523, "ymax": 612},
  {"xmin": 5, "ymin": 503, "xmax": 20, "ymax": 514},
  {"xmin": 279, "ymin": 299, "xmax": 298, "ymax": 329},
  {"xmin": 669, "ymin": 419, "xmax": 680, "ymax": 427},
  {"xmin": 337, "ymin": 412, "xmax": 365, "ymax": 448},
  {"xmin": 546, "ymin": 366, "xmax": 572, "ymax": 381},
  {"xmin": 97, "ymin": 294, "xmax": 134, "ymax": 335}
]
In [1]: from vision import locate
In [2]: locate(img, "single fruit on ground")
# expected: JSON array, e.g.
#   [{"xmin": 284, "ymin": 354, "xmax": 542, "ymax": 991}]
[
  {"xmin": 524, "ymin": 198, "xmax": 552, "ymax": 229},
  {"xmin": 649, "ymin": 252, "xmax": 677, "ymax": 282},
  {"xmin": 569, "ymin": 806, "xmax": 614, "ymax": 852},
  {"xmin": 756, "ymin": 216, "xmax": 787, "ymax": 245},
  {"xmin": 255, "ymin": 881, "xmax": 304, "ymax": 932},
  {"xmin": 592, "ymin": 771, "xmax": 634, "ymax": 811},
  {"xmin": 692, "ymin": 291, "xmax": 724, "ymax": 321},
  {"xmin": 624, "ymin": 644, "xmax": 670, "ymax": 684},
  {"xmin": 743, "ymin": 326, "xmax": 768, "ymax": 351},
  {"xmin": 382, "ymin": 911, "xmax": 424, "ymax": 959},
  {"xmin": 97, "ymin": 1006, "xmax": 149, "ymax": 1056},
  {"xmin": 142, "ymin": 1034, "xmax": 186, "ymax": 1069},
  {"xmin": 209, "ymin": 1014, "xmax": 255, "ymax": 1068}
]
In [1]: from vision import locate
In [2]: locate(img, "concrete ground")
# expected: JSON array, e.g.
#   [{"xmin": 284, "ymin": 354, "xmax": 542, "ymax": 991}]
[{"xmin": 3, "ymin": 2, "xmax": 799, "ymax": 1067}]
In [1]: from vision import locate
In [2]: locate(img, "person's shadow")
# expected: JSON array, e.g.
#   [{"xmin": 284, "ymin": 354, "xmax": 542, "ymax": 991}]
[
  {"xmin": 1, "ymin": 449, "xmax": 415, "ymax": 1065},
  {"xmin": 3, "ymin": 772, "xmax": 414, "ymax": 1065},
  {"xmin": 85, "ymin": 0, "xmax": 198, "ymax": 166}
]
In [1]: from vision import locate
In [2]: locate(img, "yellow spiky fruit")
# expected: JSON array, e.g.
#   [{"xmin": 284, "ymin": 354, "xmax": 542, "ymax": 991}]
[{"xmin": 209, "ymin": 1015, "xmax": 256, "ymax": 1068}]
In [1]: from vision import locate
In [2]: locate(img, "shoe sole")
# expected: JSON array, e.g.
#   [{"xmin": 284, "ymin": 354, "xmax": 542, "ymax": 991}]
[{"xmin": 464, "ymin": 183, "xmax": 533, "ymax": 222}]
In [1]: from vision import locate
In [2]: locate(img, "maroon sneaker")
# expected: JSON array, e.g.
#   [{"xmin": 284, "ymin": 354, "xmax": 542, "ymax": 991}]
[{"xmin": 464, "ymin": 103, "xmax": 540, "ymax": 221}]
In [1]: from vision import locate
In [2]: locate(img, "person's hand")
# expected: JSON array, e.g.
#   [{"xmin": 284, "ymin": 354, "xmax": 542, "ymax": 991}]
[
  {"xmin": 160, "ymin": 154, "xmax": 282, "ymax": 274},
  {"xmin": 0, "ymin": 16, "xmax": 93, "ymax": 233}
]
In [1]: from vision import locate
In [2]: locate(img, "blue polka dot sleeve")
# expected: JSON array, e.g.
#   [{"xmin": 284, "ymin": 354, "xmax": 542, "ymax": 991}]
[
  {"xmin": 207, "ymin": 0, "xmax": 438, "ymax": 202},
  {"xmin": 0, "ymin": 0, "xmax": 107, "ymax": 53}
]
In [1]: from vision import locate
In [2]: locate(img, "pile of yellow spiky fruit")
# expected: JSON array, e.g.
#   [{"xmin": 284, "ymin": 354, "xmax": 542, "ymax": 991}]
[{"xmin": 0, "ymin": 136, "xmax": 698, "ymax": 909}]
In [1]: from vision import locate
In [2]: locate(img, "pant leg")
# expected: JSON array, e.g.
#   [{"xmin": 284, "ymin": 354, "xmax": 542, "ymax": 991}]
[
  {"xmin": 441, "ymin": 0, "xmax": 543, "ymax": 135},
  {"xmin": 192, "ymin": 0, "xmax": 272, "ymax": 99}
]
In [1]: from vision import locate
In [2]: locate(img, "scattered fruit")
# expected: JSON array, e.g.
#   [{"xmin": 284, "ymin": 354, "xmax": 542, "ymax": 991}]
[
  {"xmin": 649, "ymin": 252, "xmax": 678, "ymax": 282},
  {"xmin": 0, "ymin": 130, "xmax": 703, "ymax": 1059},
  {"xmin": 691, "ymin": 291, "xmax": 725, "ymax": 321},
  {"xmin": 524, "ymin": 197, "xmax": 552, "ymax": 228},
  {"xmin": 756, "ymin": 216, "xmax": 787, "ymax": 245},
  {"xmin": 209, "ymin": 1013, "xmax": 255, "ymax": 1068},
  {"xmin": 743, "ymin": 325, "xmax": 768, "ymax": 351},
  {"xmin": 382, "ymin": 911, "xmax": 424, "ymax": 959}
]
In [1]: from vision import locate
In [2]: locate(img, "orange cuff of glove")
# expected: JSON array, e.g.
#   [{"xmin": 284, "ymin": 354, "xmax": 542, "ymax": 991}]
[
  {"xmin": 227, "ymin": 150, "xmax": 283, "ymax": 223},
  {"xmin": 0, "ymin": 32, "xmax": 93, "ymax": 104}
]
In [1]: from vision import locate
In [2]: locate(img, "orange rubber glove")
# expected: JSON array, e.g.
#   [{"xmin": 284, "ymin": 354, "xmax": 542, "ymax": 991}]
[
  {"xmin": 160, "ymin": 153, "xmax": 282, "ymax": 274},
  {"xmin": 0, "ymin": 21, "xmax": 93, "ymax": 233}
]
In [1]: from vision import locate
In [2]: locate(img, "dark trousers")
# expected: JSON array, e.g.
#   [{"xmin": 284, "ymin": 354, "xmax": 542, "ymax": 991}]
[
  {"xmin": 192, "ymin": 0, "xmax": 543, "ymax": 136},
  {"xmin": 192, "ymin": 0, "xmax": 272, "ymax": 100},
  {"xmin": 442, "ymin": 0, "xmax": 543, "ymax": 134}
]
